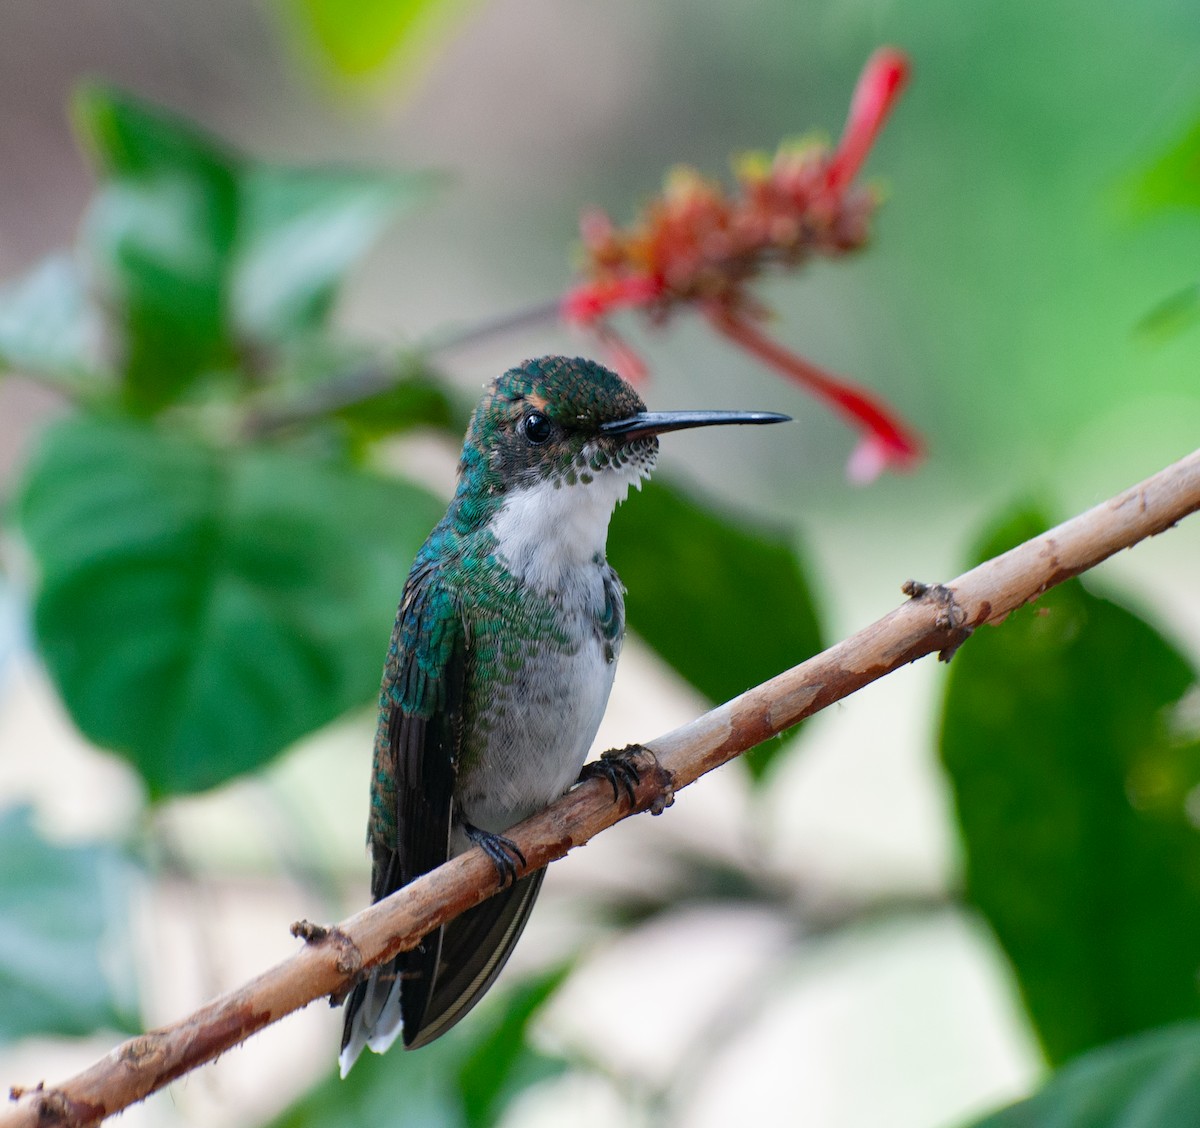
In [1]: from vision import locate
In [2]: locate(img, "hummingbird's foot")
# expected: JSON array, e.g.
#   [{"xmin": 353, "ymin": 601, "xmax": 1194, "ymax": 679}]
[
  {"xmin": 579, "ymin": 744, "xmax": 645, "ymax": 805},
  {"xmin": 463, "ymin": 821, "xmax": 526, "ymax": 887}
]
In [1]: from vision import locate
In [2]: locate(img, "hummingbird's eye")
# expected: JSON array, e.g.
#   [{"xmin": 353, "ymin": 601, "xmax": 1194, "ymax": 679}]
[{"xmin": 522, "ymin": 411, "xmax": 553, "ymax": 445}]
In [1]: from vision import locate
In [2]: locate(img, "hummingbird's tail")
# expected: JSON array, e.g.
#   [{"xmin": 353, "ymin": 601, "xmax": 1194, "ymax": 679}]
[
  {"xmin": 404, "ymin": 867, "xmax": 546, "ymax": 1049},
  {"xmin": 339, "ymin": 868, "xmax": 545, "ymax": 1070}
]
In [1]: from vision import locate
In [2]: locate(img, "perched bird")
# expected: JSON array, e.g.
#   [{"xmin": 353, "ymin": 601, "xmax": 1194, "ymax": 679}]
[{"xmin": 340, "ymin": 355, "xmax": 788, "ymax": 1072}]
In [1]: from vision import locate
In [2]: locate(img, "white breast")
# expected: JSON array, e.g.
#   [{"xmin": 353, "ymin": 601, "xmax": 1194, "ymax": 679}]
[
  {"xmin": 489, "ymin": 464, "xmax": 642, "ymax": 593},
  {"xmin": 455, "ymin": 465, "xmax": 640, "ymax": 834}
]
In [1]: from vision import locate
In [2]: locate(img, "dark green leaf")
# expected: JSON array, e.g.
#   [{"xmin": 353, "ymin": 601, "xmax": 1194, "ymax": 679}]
[
  {"xmin": 457, "ymin": 966, "xmax": 571, "ymax": 1128},
  {"xmin": 74, "ymin": 85, "xmax": 240, "ymax": 410},
  {"xmin": 969, "ymin": 1022, "xmax": 1200, "ymax": 1128},
  {"xmin": 608, "ymin": 478, "xmax": 822, "ymax": 781},
  {"xmin": 0, "ymin": 256, "xmax": 104, "ymax": 387},
  {"xmin": 940, "ymin": 508, "xmax": 1200, "ymax": 1064},
  {"xmin": 0, "ymin": 806, "xmax": 139, "ymax": 1041},
  {"xmin": 333, "ymin": 370, "xmax": 463, "ymax": 438},
  {"xmin": 233, "ymin": 166, "xmax": 441, "ymax": 342},
  {"xmin": 15, "ymin": 415, "xmax": 444, "ymax": 797},
  {"xmin": 266, "ymin": 968, "xmax": 570, "ymax": 1128},
  {"xmin": 285, "ymin": 0, "xmax": 476, "ymax": 80},
  {"xmin": 255, "ymin": 341, "xmax": 464, "ymax": 441}
]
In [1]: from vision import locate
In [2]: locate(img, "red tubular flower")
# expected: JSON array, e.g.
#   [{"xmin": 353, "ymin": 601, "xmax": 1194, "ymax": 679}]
[
  {"xmin": 704, "ymin": 304, "xmax": 923, "ymax": 481},
  {"xmin": 826, "ymin": 47, "xmax": 911, "ymax": 196},
  {"xmin": 561, "ymin": 47, "xmax": 922, "ymax": 483}
]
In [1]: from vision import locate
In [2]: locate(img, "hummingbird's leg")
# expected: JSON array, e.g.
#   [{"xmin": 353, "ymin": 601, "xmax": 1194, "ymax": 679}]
[
  {"xmin": 579, "ymin": 744, "xmax": 645, "ymax": 805},
  {"xmin": 462, "ymin": 821, "xmax": 527, "ymax": 887}
]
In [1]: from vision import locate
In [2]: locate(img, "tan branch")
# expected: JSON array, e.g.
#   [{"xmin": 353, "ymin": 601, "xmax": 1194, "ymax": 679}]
[{"xmin": 6, "ymin": 447, "xmax": 1199, "ymax": 1128}]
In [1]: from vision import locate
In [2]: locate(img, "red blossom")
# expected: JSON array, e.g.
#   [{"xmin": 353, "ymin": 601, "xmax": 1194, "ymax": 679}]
[
  {"xmin": 561, "ymin": 47, "xmax": 922, "ymax": 482},
  {"xmin": 826, "ymin": 47, "xmax": 911, "ymax": 195}
]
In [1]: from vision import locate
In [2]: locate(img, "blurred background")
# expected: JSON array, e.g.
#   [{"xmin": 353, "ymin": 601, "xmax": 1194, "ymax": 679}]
[{"xmin": 1, "ymin": 0, "xmax": 1199, "ymax": 1125}]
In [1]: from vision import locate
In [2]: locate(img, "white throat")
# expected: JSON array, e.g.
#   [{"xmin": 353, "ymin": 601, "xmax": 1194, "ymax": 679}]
[{"xmin": 490, "ymin": 465, "xmax": 643, "ymax": 591}]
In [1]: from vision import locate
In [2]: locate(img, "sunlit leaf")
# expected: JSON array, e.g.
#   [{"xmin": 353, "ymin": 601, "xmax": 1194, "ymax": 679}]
[
  {"xmin": 1137, "ymin": 282, "xmax": 1200, "ymax": 343},
  {"xmin": 267, "ymin": 969, "xmax": 569, "ymax": 1128},
  {"xmin": 0, "ymin": 256, "xmax": 105, "ymax": 387},
  {"xmin": 940, "ymin": 509, "xmax": 1200, "ymax": 1064},
  {"xmin": 1135, "ymin": 114, "xmax": 1200, "ymax": 215},
  {"xmin": 286, "ymin": 0, "xmax": 478, "ymax": 81},
  {"xmin": 608, "ymin": 478, "xmax": 822, "ymax": 781},
  {"xmin": 74, "ymin": 85, "xmax": 240, "ymax": 410},
  {"xmin": 233, "ymin": 165, "xmax": 442, "ymax": 341},
  {"xmin": 0, "ymin": 806, "xmax": 139, "ymax": 1041},
  {"xmin": 15, "ymin": 415, "xmax": 444, "ymax": 797},
  {"xmin": 969, "ymin": 1022, "xmax": 1200, "ymax": 1127}
]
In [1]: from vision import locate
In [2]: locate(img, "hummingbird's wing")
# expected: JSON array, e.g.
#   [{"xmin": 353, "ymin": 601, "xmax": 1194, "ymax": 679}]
[{"xmin": 339, "ymin": 554, "xmax": 465, "ymax": 1074}]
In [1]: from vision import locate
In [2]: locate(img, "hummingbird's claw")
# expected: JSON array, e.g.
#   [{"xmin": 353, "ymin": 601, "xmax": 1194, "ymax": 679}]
[
  {"xmin": 580, "ymin": 745, "xmax": 644, "ymax": 805},
  {"xmin": 463, "ymin": 822, "xmax": 526, "ymax": 887}
]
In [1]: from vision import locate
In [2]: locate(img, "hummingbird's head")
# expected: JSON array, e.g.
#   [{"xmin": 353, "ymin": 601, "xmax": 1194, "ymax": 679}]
[
  {"xmin": 460, "ymin": 356, "xmax": 658, "ymax": 502},
  {"xmin": 450, "ymin": 355, "xmax": 790, "ymax": 538}
]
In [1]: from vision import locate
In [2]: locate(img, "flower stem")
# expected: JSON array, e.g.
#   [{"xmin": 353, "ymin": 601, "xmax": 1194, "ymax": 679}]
[{"xmin": 704, "ymin": 304, "xmax": 923, "ymax": 479}]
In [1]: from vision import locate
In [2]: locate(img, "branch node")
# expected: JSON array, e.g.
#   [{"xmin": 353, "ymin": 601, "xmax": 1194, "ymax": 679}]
[
  {"xmin": 901, "ymin": 579, "xmax": 973, "ymax": 662},
  {"xmin": 289, "ymin": 919, "xmax": 328, "ymax": 943},
  {"xmin": 630, "ymin": 744, "xmax": 676, "ymax": 815},
  {"xmin": 291, "ymin": 921, "xmax": 364, "ymax": 987},
  {"xmin": 8, "ymin": 1083, "xmax": 102, "ymax": 1128}
]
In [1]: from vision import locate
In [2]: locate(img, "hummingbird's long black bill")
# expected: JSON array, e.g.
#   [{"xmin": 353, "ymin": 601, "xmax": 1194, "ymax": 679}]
[{"xmin": 600, "ymin": 409, "xmax": 791, "ymax": 438}]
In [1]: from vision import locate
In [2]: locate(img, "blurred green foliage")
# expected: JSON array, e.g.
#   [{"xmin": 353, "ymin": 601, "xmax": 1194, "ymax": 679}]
[
  {"xmin": 15, "ymin": 415, "xmax": 443, "ymax": 796},
  {"xmin": 609, "ymin": 477, "xmax": 823, "ymax": 780},
  {"xmin": 284, "ymin": 0, "xmax": 476, "ymax": 82},
  {"xmin": 70, "ymin": 86, "xmax": 437, "ymax": 413},
  {"xmin": 269, "ymin": 970, "xmax": 569, "ymax": 1128},
  {"xmin": 968, "ymin": 1023, "xmax": 1200, "ymax": 1128},
  {"xmin": 0, "ymin": 807, "xmax": 139, "ymax": 1041},
  {"xmin": 941, "ymin": 510, "xmax": 1200, "ymax": 1065},
  {"xmin": 0, "ymin": 256, "xmax": 98, "ymax": 391}
]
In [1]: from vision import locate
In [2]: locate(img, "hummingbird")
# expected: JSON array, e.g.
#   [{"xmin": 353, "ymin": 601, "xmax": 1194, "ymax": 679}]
[{"xmin": 339, "ymin": 355, "xmax": 788, "ymax": 1073}]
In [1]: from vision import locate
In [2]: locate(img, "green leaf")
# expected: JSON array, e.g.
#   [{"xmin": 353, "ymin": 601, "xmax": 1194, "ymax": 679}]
[
  {"xmin": 0, "ymin": 256, "xmax": 104, "ymax": 387},
  {"xmin": 72, "ymin": 86, "xmax": 442, "ymax": 413},
  {"xmin": 969, "ymin": 1022, "xmax": 1200, "ymax": 1128},
  {"xmin": 245, "ymin": 341, "xmax": 463, "ymax": 444},
  {"xmin": 940, "ymin": 508, "xmax": 1200, "ymax": 1065},
  {"xmin": 1138, "ymin": 282, "xmax": 1200, "ymax": 343},
  {"xmin": 74, "ymin": 85, "xmax": 240, "ymax": 410},
  {"xmin": 608, "ymin": 478, "xmax": 822, "ymax": 781},
  {"xmin": 332, "ymin": 369, "xmax": 462, "ymax": 437},
  {"xmin": 0, "ymin": 806, "xmax": 139, "ymax": 1041},
  {"xmin": 1134, "ymin": 114, "xmax": 1200, "ymax": 215},
  {"xmin": 286, "ymin": 0, "xmax": 477, "ymax": 80},
  {"xmin": 457, "ymin": 966, "xmax": 571, "ymax": 1128},
  {"xmin": 267, "ymin": 969, "xmax": 569, "ymax": 1128},
  {"xmin": 233, "ymin": 165, "xmax": 441, "ymax": 342},
  {"xmin": 14, "ymin": 415, "xmax": 444, "ymax": 797}
]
